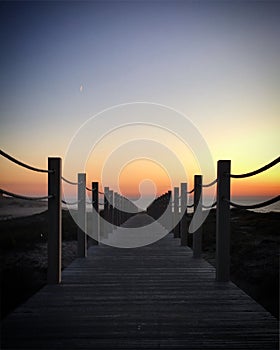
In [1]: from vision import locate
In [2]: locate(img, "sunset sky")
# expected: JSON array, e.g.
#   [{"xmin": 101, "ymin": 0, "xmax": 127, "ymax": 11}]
[{"xmin": 0, "ymin": 1, "xmax": 279, "ymax": 201}]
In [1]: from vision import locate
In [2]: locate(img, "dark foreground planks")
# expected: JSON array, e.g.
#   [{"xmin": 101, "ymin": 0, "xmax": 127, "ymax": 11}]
[{"xmin": 1, "ymin": 215, "xmax": 279, "ymax": 349}]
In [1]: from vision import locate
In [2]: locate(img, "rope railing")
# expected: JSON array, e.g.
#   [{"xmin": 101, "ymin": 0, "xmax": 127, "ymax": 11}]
[
  {"xmin": 61, "ymin": 176, "xmax": 79, "ymax": 186},
  {"xmin": 153, "ymin": 156, "xmax": 279, "ymax": 282},
  {"xmin": 2, "ymin": 149, "xmax": 279, "ymax": 286},
  {"xmin": 201, "ymin": 178, "xmax": 217, "ymax": 187},
  {"xmin": 224, "ymin": 195, "xmax": 280, "ymax": 210},
  {"xmin": 62, "ymin": 199, "xmax": 80, "ymax": 205},
  {"xmin": 1, "ymin": 151, "xmax": 106, "ymax": 284},
  {"xmin": 0, "ymin": 149, "xmax": 53, "ymax": 173},
  {"xmin": 0, "ymin": 188, "xmax": 53, "ymax": 201},
  {"xmin": 202, "ymin": 201, "xmax": 217, "ymax": 209},
  {"xmin": 230, "ymin": 156, "xmax": 280, "ymax": 179},
  {"xmin": 86, "ymin": 186, "xmax": 96, "ymax": 192}
]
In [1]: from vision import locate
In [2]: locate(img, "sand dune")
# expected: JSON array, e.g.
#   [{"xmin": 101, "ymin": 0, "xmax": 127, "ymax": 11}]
[{"xmin": 0, "ymin": 197, "xmax": 48, "ymax": 220}]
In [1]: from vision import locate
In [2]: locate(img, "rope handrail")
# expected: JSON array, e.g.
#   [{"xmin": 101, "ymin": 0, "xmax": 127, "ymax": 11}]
[
  {"xmin": 99, "ymin": 202, "xmax": 104, "ymax": 205},
  {"xmin": 61, "ymin": 176, "xmax": 79, "ymax": 186},
  {"xmin": 99, "ymin": 191, "xmax": 104, "ymax": 195},
  {"xmin": 187, "ymin": 203, "xmax": 194, "ymax": 208},
  {"xmin": 61, "ymin": 199, "xmax": 80, "ymax": 205},
  {"xmin": 230, "ymin": 156, "xmax": 280, "ymax": 179},
  {"xmin": 224, "ymin": 195, "xmax": 280, "ymax": 209},
  {"xmin": 201, "ymin": 178, "xmax": 217, "ymax": 187},
  {"xmin": 187, "ymin": 188, "xmax": 194, "ymax": 194},
  {"xmin": 86, "ymin": 186, "xmax": 96, "ymax": 192},
  {"xmin": 0, "ymin": 149, "xmax": 53, "ymax": 173},
  {"xmin": 202, "ymin": 201, "xmax": 217, "ymax": 209},
  {"xmin": 0, "ymin": 189, "xmax": 53, "ymax": 201}
]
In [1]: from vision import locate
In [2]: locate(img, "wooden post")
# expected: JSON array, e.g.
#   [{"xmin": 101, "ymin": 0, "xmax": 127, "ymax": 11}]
[
  {"xmin": 77, "ymin": 173, "xmax": 87, "ymax": 257},
  {"xmin": 109, "ymin": 190, "xmax": 113, "ymax": 228},
  {"xmin": 180, "ymin": 183, "xmax": 188, "ymax": 246},
  {"xmin": 193, "ymin": 175, "xmax": 202, "ymax": 258},
  {"xmin": 173, "ymin": 187, "xmax": 180, "ymax": 238},
  {"xmin": 104, "ymin": 187, "xmax": 109, "ymax": 237},
  {"xmin": 117, "ymin": 194, "xmax": 121, "ymax": 226},
  {"xmin": 114, "ymin": 192, "xmax": 117, "ymax": 225},
  {"xmin": 167, "ymin": 190, "xmax": 172, "ymax": 232},
  {"xmin": 92, "ymin": 181, "xmax": 99, "ymax": 245},
  {"xmin": 121, "ymin": 195, "xmax": 124, "ymax": 224},
  {"xmin": 216, "ymin": 160, "xmax": 231, "ymax": 282},
  {"xmin": 114, "ymin": 193, "xmax": 117, "ymax": 226},
  {"xmin": 48, "ymin": 157, "xmax": 62, "ymax": 284}
]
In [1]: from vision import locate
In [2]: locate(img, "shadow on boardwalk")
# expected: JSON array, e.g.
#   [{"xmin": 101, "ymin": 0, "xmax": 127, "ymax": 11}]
[{"xmin": 1, "ymin": 214, "xmax": 279, "ymax": 349}]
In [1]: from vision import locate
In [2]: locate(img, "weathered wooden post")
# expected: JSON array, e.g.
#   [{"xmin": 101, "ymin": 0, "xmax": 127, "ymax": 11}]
[
  {"xmin": 180, "ymin": 182, "xmax": 188, "ymax": 246},
  {"xmin": 193, "ymin": 175, "xmax": 202, "ymax": 258},
  {"xmin": 158, "ymin": 194, "xmax": 165, "ymax": 226},
  {"xmin": 173, "ymin": 187, "xmax": 180, "ymax": 238},
  {"xmin": 114, "ymin": 192, "xmax": 118, "ymax": 226},
  {"xmin": 166, "ymin": 191, "xmax": 171, "ymax": 230},
  {"xmin": 118, "ymin": 194, "xmax": 121, "ymax": 225},
  {"xmin": 48, "ymin": 157, "xmax": 62, "ymax": 284},
  {"xmin": 109, "ymin": 189, "xmax": 113, "ymax": 229},
  {"xmin": 167, "ymin": 190, "xmax": 172, "ymax": 232},
  {"xmin": 103, "ymin": 187, "xmax": 109, "ymax": 238},
  {"xmin": 92, "ymin": 181, "xmax": 99, "ymax": 245},
  {"xmin": 160, "ymin": 195, "xmax": 164, "ymax": 222},
  {"xmin": 216, "ymin": 160, "xmax": 231, "ymax": 282},
  {"xmin": 116, "ymin": 194, "xmax": 119, "ymax": 224},
  {"xmin": 77, "ymin": 173, "xmax": 87, "ymax": 257}
]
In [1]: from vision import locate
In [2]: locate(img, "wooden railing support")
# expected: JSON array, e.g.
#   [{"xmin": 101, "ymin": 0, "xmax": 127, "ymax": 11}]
[
  {"xmin": 48, "ymin": 157, "xmax": 62, "ymax": 284},
  {"xmin": 91, "ymin": 181, "xmax": 99, "ymax": 245},
  {"xmin": 180, "ymin": 182, "xmax": 188, "ymax": 246},
  {"xmin": 173, "ymin": 187, "xmax": 180, "ymax": 238},
  {"xmin": 216, "ymin": 160, "xmax": 231, "ymax": 282},
  {"xmin": 109, "ymin": 189, "xmax": 113, "ymax": 229},
  {"xmin": 103, "ymin": 187, "xmax": 109, "ymax": 238},
  {"xmin": 193, "ymin": 175, "xmax": 202, "ymax": 258},
  {"xmin": 167, "ymin": 190, "xmax": 172, "ymax": 232},
  {"xmin": 77, "ymin": 173, "xmax": 87, "ymax": 257}
]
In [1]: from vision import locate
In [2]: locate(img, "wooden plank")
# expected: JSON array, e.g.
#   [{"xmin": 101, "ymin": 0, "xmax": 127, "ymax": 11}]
[{"xmin": 1, "ymin": 214, "xmax": 278, "ymax": 349}]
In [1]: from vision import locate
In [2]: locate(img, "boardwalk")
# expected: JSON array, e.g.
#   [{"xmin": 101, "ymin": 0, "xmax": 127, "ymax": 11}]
[{"xmin": 1, "ymin": 214, "xmax": 279, "ymax": 349}]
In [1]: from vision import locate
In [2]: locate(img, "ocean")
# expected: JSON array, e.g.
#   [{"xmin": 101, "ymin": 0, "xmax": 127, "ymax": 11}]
[{"xmin": 62, "ymin": 195, "xmax": 280, "ymax": 214}]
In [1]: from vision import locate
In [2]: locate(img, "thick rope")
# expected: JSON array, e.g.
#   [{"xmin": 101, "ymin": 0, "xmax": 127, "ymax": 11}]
[
  {"xmin": 0, "ymin": 149, "xmax": 52, "ymax": 173},
  {"xmin": 201, "ymin": 179, "xmax": 217, "ymax": 187},
  {"xmin": 61, "ymin": 199, "xmax": 79, "ymax": 205},
  {"xmin": 61, "ymin": 176, "xmax": 78, "ymax": 185},
  {"xmin": 0, "ymin": 189, "xmax": 52, "ymax": 201},
  {"xmin": 202, "ymin": 201, "xmax": 217, "ymax": 209},
  {"xmin": 230, "ymin": 156, "xmax": 280, "ymax": 178}
]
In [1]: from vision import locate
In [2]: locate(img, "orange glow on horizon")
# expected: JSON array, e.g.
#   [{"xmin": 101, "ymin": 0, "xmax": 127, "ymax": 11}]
[
  {"xmin": 1, "ymin": 156, "xmax": 279, "ymax": 199},
  {"xmin": 117, "ymin": 159, "xmax": 171, "ymax": 197}
]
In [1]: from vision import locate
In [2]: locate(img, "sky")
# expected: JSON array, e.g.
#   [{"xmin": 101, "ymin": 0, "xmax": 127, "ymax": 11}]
[{"xmin": 0, "ymin": 0, "xmax": 279, "ymax": 202}]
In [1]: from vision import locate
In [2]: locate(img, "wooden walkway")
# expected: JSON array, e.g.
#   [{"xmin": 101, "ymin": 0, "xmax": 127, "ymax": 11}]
[{"xmin": 1, "ymin": 214, "xmax": 279, "ymax": 349}]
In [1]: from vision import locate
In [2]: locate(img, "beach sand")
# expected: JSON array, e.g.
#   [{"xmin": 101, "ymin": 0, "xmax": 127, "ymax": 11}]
[
  {"xmin": 0, "ymin": 201, "xmax": 279, "ymax": 320},
  {"xmin": 0, "ymin": 199, "xmax": 78, "ymax": 319},
  {"xmin": 0, "ymin": 197, "xmax": 48, "ymax": 220}
]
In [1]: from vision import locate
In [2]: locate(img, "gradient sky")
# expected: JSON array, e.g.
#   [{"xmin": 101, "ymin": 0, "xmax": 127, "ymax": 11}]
[{"xmin": 0, "ymin": 1, "xmax": 279, "ymax": 199}]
